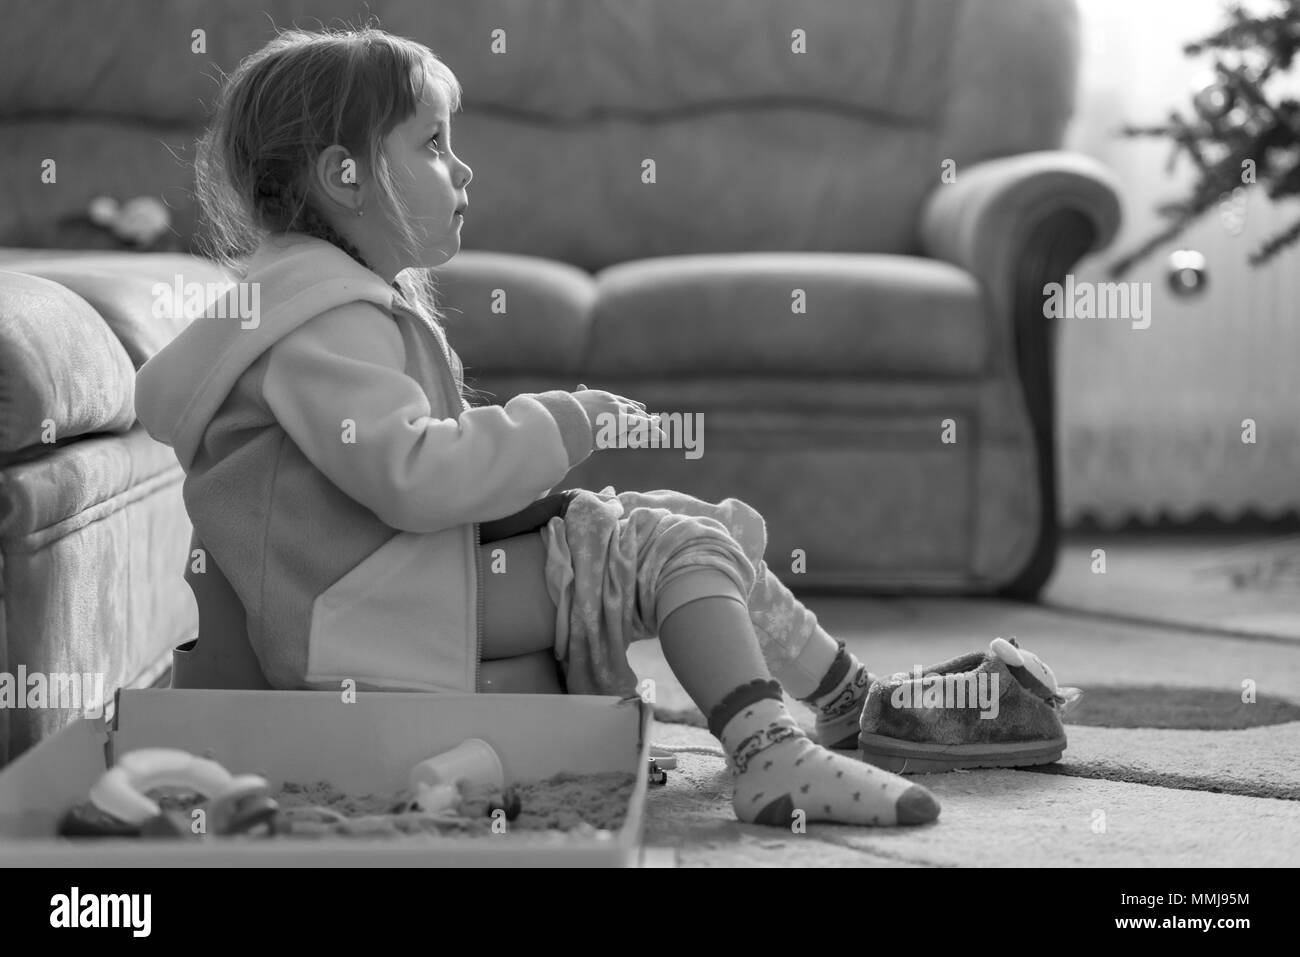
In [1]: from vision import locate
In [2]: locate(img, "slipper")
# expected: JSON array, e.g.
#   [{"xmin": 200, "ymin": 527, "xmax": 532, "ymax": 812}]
[{"xmin": 857, "ymin": 638, "xmax": 1083, "ymax": 774}]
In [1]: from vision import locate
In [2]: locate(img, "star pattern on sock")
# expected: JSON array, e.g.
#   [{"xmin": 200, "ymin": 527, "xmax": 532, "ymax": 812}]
[{"xmin": 718, "ymin": 695, "xmax": 941, "ymax": 827}]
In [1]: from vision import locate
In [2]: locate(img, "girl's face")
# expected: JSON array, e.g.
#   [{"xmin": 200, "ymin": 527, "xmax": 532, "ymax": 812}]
[{"xmin": 366, "ymin": 77, "xmax": 473, "ymax": 273}]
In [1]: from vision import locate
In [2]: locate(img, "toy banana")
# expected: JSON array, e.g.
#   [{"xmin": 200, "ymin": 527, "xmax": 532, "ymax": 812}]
[{"xmin": 88, "ymin": 748, "xmax": 268, "ymax": 826}]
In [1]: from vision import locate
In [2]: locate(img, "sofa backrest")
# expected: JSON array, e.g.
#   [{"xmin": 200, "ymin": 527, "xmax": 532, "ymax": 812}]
[{"xmin": 0, "ymin": 0, "xmax": 1080, "ymax": 270}]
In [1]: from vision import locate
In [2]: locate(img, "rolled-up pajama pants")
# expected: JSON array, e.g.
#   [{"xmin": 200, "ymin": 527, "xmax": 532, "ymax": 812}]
[{"xmin": 538, "ymin": 486, "xmax": 829, "ymax": 697}]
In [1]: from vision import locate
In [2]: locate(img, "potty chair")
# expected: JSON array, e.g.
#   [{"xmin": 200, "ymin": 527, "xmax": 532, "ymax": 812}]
[
  {"xmin": 170, "ymin": 531, "xmax": 565, "ymax": 693},
  {"xmin": 169, "ymin": 531, "xmax": 274, "ymax": 690}
]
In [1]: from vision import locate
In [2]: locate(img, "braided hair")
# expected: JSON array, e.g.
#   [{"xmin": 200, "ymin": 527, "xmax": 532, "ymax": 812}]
[
  {"xmin": 253, "ymin": 173, "xmax": 390, "ymax": 286},
  {"xmin": 295, "ymin": 203, "xmax": 374, "ymax": 271}
]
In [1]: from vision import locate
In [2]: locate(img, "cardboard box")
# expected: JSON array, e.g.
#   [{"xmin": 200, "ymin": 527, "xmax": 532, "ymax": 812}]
[{"xmin": 0, "ymin": 689, "xmax": 653, "ymax": 866}]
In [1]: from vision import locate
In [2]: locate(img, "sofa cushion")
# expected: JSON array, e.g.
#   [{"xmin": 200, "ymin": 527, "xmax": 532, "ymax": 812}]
[
  {"xmin": 583, "ymin": 253, "xmax": 990, "ymax": 377},
  {"xmin": 0, "ymin": 426, "xmax": 193, "ymax": 765},
  {"xmin": 0, "ymin": 423, "xmax": 180, "ymax": 541},
  {"xmin": 3, "ymin": 252, "xmax": 237, "ymax": 368},
  {"xmin": 0, "ymin": 270, "xmax": 136, "ymax": 453},
  {"xmin": 434, "ymin": 250, "xmax": 597, "ymax": 378}
]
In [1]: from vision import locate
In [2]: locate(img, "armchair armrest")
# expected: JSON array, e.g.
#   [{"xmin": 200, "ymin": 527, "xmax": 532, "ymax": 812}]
[
  {"xmin": 919, "ymin": 150, "xmax": 1122, "ymax": 599},
  {"xmin": 919, "ymin": 150, "xmax": 1122, "ymax": 320}
]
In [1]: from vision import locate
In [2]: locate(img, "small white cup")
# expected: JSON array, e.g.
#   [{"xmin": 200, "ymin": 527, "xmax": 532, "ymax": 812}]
[
  {"xmin": 413, "ymin": 782, "xmax": 462, "ymax": 814},
  {"xmin": 409, "ymin": 738, "xmax": 505, "ymax": 795}
]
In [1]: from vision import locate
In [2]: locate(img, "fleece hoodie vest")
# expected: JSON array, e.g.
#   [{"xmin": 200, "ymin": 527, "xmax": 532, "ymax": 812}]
[{"xmin": 137, "ymin": 234, "xmax": 482, "ymax": 692}]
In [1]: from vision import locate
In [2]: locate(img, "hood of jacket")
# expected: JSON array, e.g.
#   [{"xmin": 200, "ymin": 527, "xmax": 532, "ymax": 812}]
[{"xmin": 135, "ymin": 232, "xmax": 400, "ymax": 470}]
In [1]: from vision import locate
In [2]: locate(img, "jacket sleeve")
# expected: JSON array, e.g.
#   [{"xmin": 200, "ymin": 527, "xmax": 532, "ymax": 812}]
[{"xmin": 261, "ymin": 301, "xmax": 594, "ymax": 533}]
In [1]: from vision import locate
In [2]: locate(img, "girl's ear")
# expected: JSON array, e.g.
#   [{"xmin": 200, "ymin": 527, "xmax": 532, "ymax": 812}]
[{"xmin": 315, "ymin": 144, "xmax": 366, "ymax": 215}]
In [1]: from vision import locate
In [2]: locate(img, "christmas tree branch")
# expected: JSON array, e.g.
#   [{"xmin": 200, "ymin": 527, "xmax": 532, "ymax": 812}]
[
  {"xmin": 1250, "ymin": 215, "xmax": 1300, "ymax": 263},
  {"xmin": 1109, "ymin": 0, "xmax": 1300, "ymax": 272}
]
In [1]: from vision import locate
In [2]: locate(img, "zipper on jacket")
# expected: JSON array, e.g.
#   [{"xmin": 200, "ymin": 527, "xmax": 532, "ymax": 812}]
[
  {"xmin": 474, "ymin": 519, "xmax": 484, "ymax": 694},
  {"xmin": 392, "ymin": 295, "xmax": 483, "ymax": 694}
]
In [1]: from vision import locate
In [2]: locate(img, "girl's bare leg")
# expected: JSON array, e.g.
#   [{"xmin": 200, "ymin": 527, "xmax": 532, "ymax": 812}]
[
  {"xmin": 479, "ymin": 531, "xmax": 555, "ymax": 659},
  {"xmin": 657, "ymin": 585, "xmax": 939, "ymax": 827},
  {"xmin": 477, "ymin": 532, "xmax": 939, "ymax": 828}
]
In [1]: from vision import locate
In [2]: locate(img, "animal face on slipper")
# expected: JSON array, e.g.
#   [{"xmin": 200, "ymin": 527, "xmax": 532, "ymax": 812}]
[{"xmin": 989, "ymin": 637, "xmax": 1083, "ymax": 716}]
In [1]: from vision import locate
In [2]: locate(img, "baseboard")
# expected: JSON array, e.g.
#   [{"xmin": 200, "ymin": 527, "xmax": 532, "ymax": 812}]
[{"xmin": 1068, "ymin": 508, "xmax": 1300, "ymax": 535}]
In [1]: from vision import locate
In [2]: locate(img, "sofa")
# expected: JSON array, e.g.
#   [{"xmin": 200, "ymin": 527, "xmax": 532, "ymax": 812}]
[{"xmin": 0, "ymin": 0, "xmax": 1121, "ymax": 764}]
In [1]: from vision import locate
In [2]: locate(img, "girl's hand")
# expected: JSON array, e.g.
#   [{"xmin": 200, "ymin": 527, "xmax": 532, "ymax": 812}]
[
  {"xmin": 572, "ymin": 385, "xmax": 665, "ymax": 440},
  {"xmin": 572, "ymin": 384, "xmax": 647, "ymax": 424}
]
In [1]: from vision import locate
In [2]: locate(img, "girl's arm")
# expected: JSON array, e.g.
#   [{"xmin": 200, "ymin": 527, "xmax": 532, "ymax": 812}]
[{"xmin": 261, "ymin": 301, "xmax": 594, "ymax": 533}]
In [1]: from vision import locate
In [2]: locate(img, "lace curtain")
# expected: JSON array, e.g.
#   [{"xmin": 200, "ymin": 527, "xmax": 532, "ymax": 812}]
[{"xmin": 1058, "ymin": 0, "xmax": 1300, "ymax": 528}]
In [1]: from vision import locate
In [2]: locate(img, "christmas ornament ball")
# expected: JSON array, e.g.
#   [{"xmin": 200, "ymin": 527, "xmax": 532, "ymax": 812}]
[
  {"xmin": 1191, "ymin": 71, "xmax": 1234, "ymax": 119},
  {"xmin": 1167, "ymin": 249, "xmax": 1208, "ymax": 297}
]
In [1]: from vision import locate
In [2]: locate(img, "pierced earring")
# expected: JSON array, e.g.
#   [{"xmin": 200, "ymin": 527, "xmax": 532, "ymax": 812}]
[{"xmin": 356, "ymin": 208, "xmax": 364, "ymax": 218}]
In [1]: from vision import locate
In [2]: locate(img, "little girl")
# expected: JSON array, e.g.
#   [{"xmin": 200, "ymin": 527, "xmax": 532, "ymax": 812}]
[{"xmin": 136, "ymin": 26, "xmax": 941, "ymax": 828}]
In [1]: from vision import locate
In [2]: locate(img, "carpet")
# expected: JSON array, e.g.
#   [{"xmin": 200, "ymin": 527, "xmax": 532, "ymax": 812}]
[
  {"xmin": 654, "ymin": 685, "xmax": 1300, "ymax": 802},
  {"xmin": 631, "ymin": 594, "xmax": 1300, "ymax": 866},
  {"xmin": 641, "ymin": 722, "xmax": 1300, "ymax": 867}
]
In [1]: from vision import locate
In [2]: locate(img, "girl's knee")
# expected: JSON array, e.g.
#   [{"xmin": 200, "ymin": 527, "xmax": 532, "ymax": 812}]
[{"xmin": 656, "ymin": 566, "xmax": 748, "ymax": 631}]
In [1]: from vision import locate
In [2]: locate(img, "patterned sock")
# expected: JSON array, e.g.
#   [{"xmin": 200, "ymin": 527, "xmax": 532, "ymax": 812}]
[
  {"xmin": 799, "ymin": 642, "xmax": 875, "ymax": 749},
  {"xmin": 710, "ymin": 679, "xmax": 940, "ymax": 827}
]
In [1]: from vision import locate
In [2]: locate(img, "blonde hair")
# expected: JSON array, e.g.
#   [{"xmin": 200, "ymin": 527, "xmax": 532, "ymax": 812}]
[{"xmin": 194, "ymin": 23, "xmax": 478, "ymax": 399}]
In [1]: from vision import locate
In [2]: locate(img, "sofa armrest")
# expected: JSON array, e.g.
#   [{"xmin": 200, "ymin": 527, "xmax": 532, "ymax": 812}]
[
  {"xmin": 919, "ymin": 150, "xmax": 1122, "ymax": 600},
  {"xmin": 919, "ymin": 150, "xmax": 1122, "ymax": 320}
]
